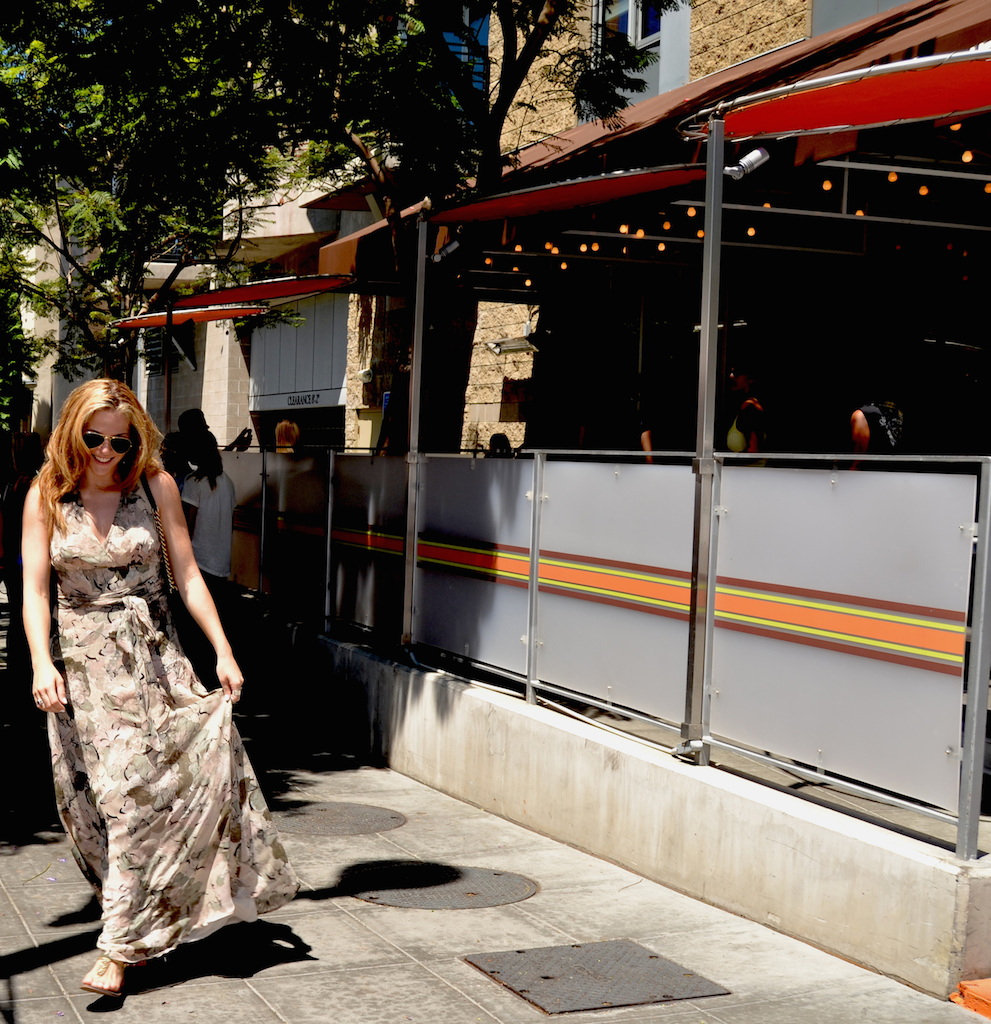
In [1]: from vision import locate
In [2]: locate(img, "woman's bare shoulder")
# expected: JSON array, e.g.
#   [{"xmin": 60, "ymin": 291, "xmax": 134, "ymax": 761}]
[{"xmin": 147, "ymin": 468, "xmax": 180, "ymax": 504}]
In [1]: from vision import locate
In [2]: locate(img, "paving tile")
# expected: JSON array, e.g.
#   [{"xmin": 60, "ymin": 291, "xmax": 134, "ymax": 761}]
[
  {"xmin": 253, "ymin": 961, "xmax": 504, "ymax": 1024},
  {"xmin": 707, "ymin": 976, "xmax": 983, "ymax": 1024},
  {"xmin": 0, "ymin": 838, "xmax": 77, "ymax": 888},
  {"xmin": 0, "ymin": 933, "xmax": 68, "ymax": 999},
  {"xmin": 3, "ymin": 882, "xmax": 101, "ymax": 938},
  {"xmin": 232, "ymin": 901, "xmax": 415, "ymax": 978},
  {"xmin": 0, "ymin": 995, "xmax": 81, "ymax": 1024},
  {"xmin": 281, "ymin": 833, "xmax": 424, "ymax": 893},
  {"xmin": 68, "ymin": 979, "xmax": 284, "ymax": 1023},
  {"xmin": 340, "ymin": 900, "xmax": 574, "ymax": 962},
  {"xmin": 0, "ymin": 888, "xmax": 28, "ymax": 938}
]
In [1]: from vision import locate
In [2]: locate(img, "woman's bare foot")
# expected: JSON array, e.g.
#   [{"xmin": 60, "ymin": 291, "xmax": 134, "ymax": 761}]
[{"xmin": 80, "ymin": 955, "xmax": 126, "ymax": 996}]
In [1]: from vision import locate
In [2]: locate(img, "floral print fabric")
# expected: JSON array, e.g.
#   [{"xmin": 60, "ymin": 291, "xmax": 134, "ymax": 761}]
[{"xmin": 48, "ymin": 485, "xmax": 298, "ymax": 962}]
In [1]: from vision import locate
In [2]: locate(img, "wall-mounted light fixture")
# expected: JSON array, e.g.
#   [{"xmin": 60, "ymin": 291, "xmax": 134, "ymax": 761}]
[{"xmin": 724, "ymin": 147, "xmax": 770, "ymax": 180}]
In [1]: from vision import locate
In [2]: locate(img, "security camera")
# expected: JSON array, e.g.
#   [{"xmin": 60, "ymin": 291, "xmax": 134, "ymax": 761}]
[{"xmin": 357, "ymin": 367, "xmax": 373, "ymax": 384}]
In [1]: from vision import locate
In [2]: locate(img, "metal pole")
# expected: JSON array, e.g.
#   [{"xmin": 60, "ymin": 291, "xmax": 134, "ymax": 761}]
[
  {"xmin": 401, "ymin": 218, "xmax": 429, "ymax": 645},
  {"xmin": 957, "ymin": 458, "xmax": 991, "ymax": 858},
  {"xmin": 525, "ymin": 452, "xmax": 546, "ymax": 703},
  {"xmin": 258, "ymin": 446, "xmax": 268, "ymax": 594},
  {"xmin": 682, "ymin": 116, "xmax": 725, "ymax": 761},
  {"xmin": 324, "ymin": 448, "xmax": 335, "ymax": 634}
]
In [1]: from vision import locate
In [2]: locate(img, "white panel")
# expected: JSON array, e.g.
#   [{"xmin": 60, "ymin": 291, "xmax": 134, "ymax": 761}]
[
  {"xmin": 536, "ymin": 461, "xmax": 695, "ymax": 719},
  {"xmin": 295, "ymin": 295, "xmax": 316, "ymax": 391},
  {"xmin": 249, "ymin": 294, "xmax": 349, "ymax": 407},
  {"xmin": 711, "ymin": 465, "xmax": 976, "ymax": 810},
  {"xmin": 711, "ymin": 630, "xmax": 962, "ymax": 809},
  {"xmin": 538, "ymin": 592, "xmax": 687, "ymax": 721},
  {"xmin": 418, "ymin": 457, "xmax": 532, "ymax": 547},
  {"xmin": 416, "ymin": 571, "xmax": 528, "ymax": 673},
  {"xmin": 413, "ymin": 457, "xmax": 533, "ymax": 667}
]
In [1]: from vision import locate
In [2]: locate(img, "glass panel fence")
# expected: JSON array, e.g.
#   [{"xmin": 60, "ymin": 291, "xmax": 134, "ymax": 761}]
[
  {"xmin": 331, "ymin": 454, "xmax": 408, "ymax": 635},
  {"xmin": 413, "ymin": 455, "xmax": 533, "ymax": 675},
  {"xmin": 709, "ymin": 463, "xmax": 976, "ymax": 812}
]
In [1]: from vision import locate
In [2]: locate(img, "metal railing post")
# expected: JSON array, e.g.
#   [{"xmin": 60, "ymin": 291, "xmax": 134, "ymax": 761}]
[
  {"xmin": 402, "ymin": 218, "xmax": 429, "ymax": 645},
  {"xmin": 682, "ymin": 116, "xmax": 725, "ymax": 763},
  {"xmin": 258, "ymin": 446, "xmax": 268, "ymax": 595},
  {"xmin": 957, "ymin": 457, "xmax": 991, "ymax": 858},
  {"xmin": 525, "ymin": 452, "xmax": 546, "ymax": 703},
  {"xmin": 324, "ymin": 448, "xmax": 335, "ymax": 634}
]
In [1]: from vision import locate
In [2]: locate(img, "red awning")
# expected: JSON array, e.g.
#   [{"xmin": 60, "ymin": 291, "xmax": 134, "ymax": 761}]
[
  {"xmin": 430, "ymin": 165, "xmax": 706, "ymax": 224},
  {"xmin": 318, "ymin": 202, "xmax": 424, "ymax": 277},
  {"xmin": 111, "ymin": 304, "xmax": 268, "ymax": 330},
  {"xmin": 682, "ymin": 50, "xmax": 991, "ymax": 140},
  {"xmin": 172, "ymin": 275, "xmax": 351, "ymax": 309}
]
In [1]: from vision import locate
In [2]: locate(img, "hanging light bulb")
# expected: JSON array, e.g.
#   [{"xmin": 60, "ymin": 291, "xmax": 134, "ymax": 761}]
[
  {"xmin": 635, "ymin": 228, "xmax": 645, "ymax": 238},
  {"xmin": 662, "ymin": 220, "xmax": 672, "ymax": 230},
  {"xmin": 591, "ymin": 242, "xmax": 600, "ymax": 251},
  {"xmin": 657, "ymin": 242, "xmax": 666, "ymax": 252},
  {"xmin": 747, "ymin": 226, "xmax": 756, "ymax": 237},
  {"xmin": 619, "ymin": 224, "xmax": 629, "ymax": 234},
  {"xmin": 579, "ymin": 243, "xmax": 588, "ymax": 253},
  {"xmin": 697, "ymin": 229, "xmax": 705, "ymax": 239},
  {"xmin": 919, "ymin": 184, "xmax": 929, "ymax": 196},
  {"xmin": 887, "ymin": 171, "xmax": 898, "ymax": 182},
  {"xmin": 822, "ymin": 179, "xmax": 833, "ymax": 191},
  {"xmin": 963, "ymin": 150, "xmax": 974, "ymax": 163}
]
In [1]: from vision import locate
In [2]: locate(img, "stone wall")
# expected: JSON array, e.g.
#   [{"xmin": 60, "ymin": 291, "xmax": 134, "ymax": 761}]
[
  {"xmin": 461, "ymin": 302, "xmax": 535, "ymax": 453},
  {"xmin": 344, "ymin": 293, "xmax": 412, "ymax": 451},
  {"xmin": 492, "ymin": 13, "xmax": 588, "ymax": 156},
  {"xmin": 690, "ymin": 0, "xmax": 810, "ymax": 79}
]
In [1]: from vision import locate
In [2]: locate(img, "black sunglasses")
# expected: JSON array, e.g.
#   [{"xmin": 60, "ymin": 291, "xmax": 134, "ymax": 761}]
[{"xmin": 82, "ymin": 430, "xmax": 133, "ymax": 455}]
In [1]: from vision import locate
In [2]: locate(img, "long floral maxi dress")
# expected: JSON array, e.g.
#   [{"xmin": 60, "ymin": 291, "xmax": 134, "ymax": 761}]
[{"xmin": 48, "ymin": 485, "xmax": 299, "ymax": 963}]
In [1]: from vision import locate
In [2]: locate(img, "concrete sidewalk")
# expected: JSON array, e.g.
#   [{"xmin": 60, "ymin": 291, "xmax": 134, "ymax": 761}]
[{"xmin": 0, "ymin": 763, "xmax": 985, "ymax": 1024}]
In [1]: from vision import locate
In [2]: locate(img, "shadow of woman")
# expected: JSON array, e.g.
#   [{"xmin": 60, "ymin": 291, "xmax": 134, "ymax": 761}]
[{"xmin": 119, "ymin": 920, "xmax": 314, "ymax": 998}]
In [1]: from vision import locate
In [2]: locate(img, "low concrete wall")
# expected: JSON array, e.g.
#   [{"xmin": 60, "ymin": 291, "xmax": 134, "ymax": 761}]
[{"xmin": 323, "ymin": 638, "xmax": 991, "ymax": 997}]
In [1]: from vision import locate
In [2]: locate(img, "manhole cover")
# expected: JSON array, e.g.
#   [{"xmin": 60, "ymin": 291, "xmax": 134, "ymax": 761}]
[
  {"xmin": 465, "ymin": 940, "xmax": 730, "ymax": 1014},
  {"xmin": 349, "ymin": 862, "xmax": 538, "ymax": 908},
  {"xmin": 272, "ymin": 802, "xmax": 406, "ymax": 835}
]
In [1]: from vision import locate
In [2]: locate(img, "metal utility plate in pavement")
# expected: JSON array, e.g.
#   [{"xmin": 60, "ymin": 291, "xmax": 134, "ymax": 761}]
[
  {"xmin": 350, "ymin": 864, "xmax": 539, "ymax": 908},
  {"xmin": 465, "ymin": 939, "xmax": 730, "ymax": 1014},
  {"xmin": 272, "ymin": 802, "xmax": 406, "ymax": 835}
]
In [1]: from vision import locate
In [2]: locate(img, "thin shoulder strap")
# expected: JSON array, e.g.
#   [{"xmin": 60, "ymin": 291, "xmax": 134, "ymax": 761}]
[{"xmin": 140, "ymin": 473, "xmax": 155, "ymax": 509}]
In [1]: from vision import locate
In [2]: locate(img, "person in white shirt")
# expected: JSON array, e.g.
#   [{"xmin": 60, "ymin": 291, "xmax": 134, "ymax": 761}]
[{"xmin": 181, "ymin": 431, "xmax": 236, "ymax": 589}]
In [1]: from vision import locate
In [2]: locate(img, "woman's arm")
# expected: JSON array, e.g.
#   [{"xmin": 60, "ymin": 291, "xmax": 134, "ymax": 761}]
[
  {"xmin": 149, "ymin": 471, "xmax": 243, "ymax": 702},
  {"xmin": 21, "ymin": 484, "xmax": 67, "ymax": 712}
]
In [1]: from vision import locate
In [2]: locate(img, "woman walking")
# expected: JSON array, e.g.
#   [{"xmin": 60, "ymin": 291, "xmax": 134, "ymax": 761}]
[{"xmin": 21, "ymin": 379, "xmax": 298, "ymax": 997}]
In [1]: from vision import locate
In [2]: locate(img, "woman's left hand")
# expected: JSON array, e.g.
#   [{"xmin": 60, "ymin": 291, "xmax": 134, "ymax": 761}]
[{"xmin": 216, "ymin": 653, "xmax": 244, "ymax": 704}]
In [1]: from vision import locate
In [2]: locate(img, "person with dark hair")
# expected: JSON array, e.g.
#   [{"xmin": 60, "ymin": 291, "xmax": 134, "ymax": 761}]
[
  {"xmin": 21, "ymin": 380, "xmax": 297, "ymax": 998},
  {"xmin": 1, "ymin": 431, "xmax": 44, "ymax": 670},
  {"xmin": 160, "ymin": 430, "xmax": 191, "ymax": 487},
  {"xmin": 181, "ymin": 431, "xmax": 236, "ymax": 594}
]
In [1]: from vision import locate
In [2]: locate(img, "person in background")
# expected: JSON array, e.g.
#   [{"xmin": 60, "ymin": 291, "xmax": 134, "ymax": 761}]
[
  {"xmin": 725, "ymin": 366, "xmax": 765, "ymax": 454},
  {"xmin": 1, "ymin": 432, "xmax": 44, "ymax": 672},
  {"xmin": 274, "ymin": 419, "xmax": 299, "ymax": 454},
  {"xmin": 181, "ymin": 430, "xmax": 236, "ymax": 601}
]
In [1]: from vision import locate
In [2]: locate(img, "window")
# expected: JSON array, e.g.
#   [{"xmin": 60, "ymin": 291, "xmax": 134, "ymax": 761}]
[
  {"xmin": 602, "ymin": 0, "xmax": 663, "ymax": 49},
  {"xmin": 595, "ymin": 0, "xmax": 690, "ymax": 102}
]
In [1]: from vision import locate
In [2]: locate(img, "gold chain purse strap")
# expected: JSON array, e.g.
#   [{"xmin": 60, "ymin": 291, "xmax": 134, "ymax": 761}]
[{"xmin": 140, "ymin": 474, "xmax": 177, "ymax": 593}]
